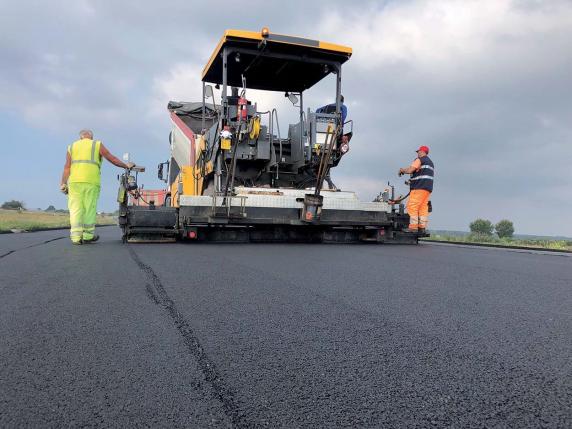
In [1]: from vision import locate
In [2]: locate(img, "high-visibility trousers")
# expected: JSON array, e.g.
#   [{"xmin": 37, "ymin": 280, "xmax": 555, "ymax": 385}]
[
  {"xmin": 67, "ymin": 182, "xmax": 100, "ymax": 242},
  {"xmin": 406, "ymin": 189, "xmax": 431, "ymax": 230}
]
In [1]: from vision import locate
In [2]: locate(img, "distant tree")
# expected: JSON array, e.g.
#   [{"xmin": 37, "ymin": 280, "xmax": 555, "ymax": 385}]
[
  {"xmin": 469, "ymin": 218, "xmax": 493, "ymax": 236},
  {"xmin": 495, "ymin": 219, "xmax": 515, "ymax": 238},
  {"xmin": 45, "ymin": 205, "xmax": 56, "ymax": 212},
  {"xmin": 2, "ymin": 200, "xmax": 25, "ymax": 210}
]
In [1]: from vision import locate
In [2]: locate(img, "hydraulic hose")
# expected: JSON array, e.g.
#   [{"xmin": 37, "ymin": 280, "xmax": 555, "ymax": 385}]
[
  {"xmin": 389, "ymin": 192, "xmax": 410, "ymax": 204},
  {"xmin": 270, "ymin": 108, "xmax": 282, "ymax": 180}
]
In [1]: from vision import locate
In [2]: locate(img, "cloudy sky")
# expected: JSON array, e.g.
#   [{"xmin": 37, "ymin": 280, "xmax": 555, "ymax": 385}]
[{"xmin": 1, "ymin": 0, "xmax": 571, "ymax": 236}]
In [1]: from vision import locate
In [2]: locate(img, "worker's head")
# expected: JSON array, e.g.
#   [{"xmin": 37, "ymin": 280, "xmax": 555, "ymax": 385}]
[
  {"xmin": 416, "ymin": 145, "xmax": 429, "ymax": 157},
  {"xmin": 79, "ymin": 129, "xmax": 93, "ymax": 139}
]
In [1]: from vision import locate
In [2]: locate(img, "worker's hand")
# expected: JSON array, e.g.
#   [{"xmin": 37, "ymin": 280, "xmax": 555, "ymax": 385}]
[
  {"xmin": 60, "ymin": 184, "xmax": 68, "ymax": 195},
  {"xmin": 398, "ymin": 168, "xmax": 404, "ymax": 176},
  {"xmin": 125, "ymin": 162, "xmax": 135, "ymax": 169}
]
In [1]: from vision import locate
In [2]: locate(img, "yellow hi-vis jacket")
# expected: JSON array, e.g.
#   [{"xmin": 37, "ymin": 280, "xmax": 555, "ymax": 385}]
[{"xmin": 68, "ymin": 138, "xmax": 102, "ymax": 185}]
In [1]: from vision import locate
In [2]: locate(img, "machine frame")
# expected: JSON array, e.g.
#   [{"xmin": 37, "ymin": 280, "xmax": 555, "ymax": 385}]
[{"xmin": 118, "ymin": 28, "xmax": 425, "ymax": 244}]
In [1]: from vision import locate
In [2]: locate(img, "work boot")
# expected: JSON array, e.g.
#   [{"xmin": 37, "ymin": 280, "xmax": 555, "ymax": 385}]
[
  {"xmin": 418, "ymin": 228, "xmax": 426, "ymax": 234},
  {"xmin": 83, "ymin": 234, "xmax": 99, "ymax": 243},
  {"xmin": 72, "ymin": 240, "xmax": 83, "ymax": 245}
]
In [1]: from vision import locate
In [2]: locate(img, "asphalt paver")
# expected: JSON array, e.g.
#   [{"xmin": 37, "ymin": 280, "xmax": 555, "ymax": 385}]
[{"xmin": 1, "ymin": 227, "xmax": 570, "ymax": 427}]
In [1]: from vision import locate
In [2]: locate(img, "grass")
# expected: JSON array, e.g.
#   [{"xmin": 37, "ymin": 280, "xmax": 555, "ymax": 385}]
[
  {"xmin": 424, "ymin": 233, "xmax": 572, "ymax": 252},
  {"xmin": 0, "ymin": 209, "xmax": 116, "ymax": 232}
]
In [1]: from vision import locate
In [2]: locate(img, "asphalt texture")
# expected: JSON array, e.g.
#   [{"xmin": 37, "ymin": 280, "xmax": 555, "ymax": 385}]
[{"xmin": 1, "ymin": 227, "xmax": 570, "ymax": 428}]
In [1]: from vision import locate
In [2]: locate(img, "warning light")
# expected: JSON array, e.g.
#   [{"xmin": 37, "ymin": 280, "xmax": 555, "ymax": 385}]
[
  {"xmin": 261, "ymin": 27, "xmax": 270, "ymax": 38},
  {"xmin": 188, "ymin": 231, "xmax": 197, "ymax": 239}
]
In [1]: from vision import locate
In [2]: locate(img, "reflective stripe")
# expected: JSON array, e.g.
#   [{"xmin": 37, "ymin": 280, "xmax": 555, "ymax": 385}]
[
  {"xmin": 411, "ymin": 155, "xmax": 434, "ymax": 192},
  {"xmin": 71, "ymin": 160, "xmax": 99, "ymax": 165},
  {"xmin": 68, "ymin": 139, "xmax": 101, "ymax": 184}
]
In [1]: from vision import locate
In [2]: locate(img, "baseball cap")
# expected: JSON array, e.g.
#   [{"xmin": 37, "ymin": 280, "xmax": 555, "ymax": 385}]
[{"xmin": 416, "ymin": 145, "xmax": 429, "ymax": 154}]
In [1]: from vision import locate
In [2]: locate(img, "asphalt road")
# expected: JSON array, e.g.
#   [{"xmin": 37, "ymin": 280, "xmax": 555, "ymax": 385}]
[{"xmin": 1, "ymin": 227, "xmax": 570, "ymax": 428}]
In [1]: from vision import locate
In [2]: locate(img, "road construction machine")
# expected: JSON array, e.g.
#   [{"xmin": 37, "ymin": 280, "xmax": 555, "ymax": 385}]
[{"xmin": 118, "ymin": 28, "xmax": 425, "ymax": 243}]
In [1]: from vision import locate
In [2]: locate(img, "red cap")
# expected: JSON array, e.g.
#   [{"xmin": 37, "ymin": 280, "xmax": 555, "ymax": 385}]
[{"xmin": 416, "ymin": 145, "xmax": 429, "ymax": 154}]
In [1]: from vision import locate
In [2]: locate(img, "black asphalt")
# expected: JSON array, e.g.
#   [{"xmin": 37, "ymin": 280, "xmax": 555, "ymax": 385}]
[{"xmin": 1, "ymin": 227, "xmax": 570, "ymax": 427}]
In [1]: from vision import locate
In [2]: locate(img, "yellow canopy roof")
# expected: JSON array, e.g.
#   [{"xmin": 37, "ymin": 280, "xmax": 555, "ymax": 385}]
[{"xmin": 202, "ymin": 29, "xmax": 352, "ymax": 92}]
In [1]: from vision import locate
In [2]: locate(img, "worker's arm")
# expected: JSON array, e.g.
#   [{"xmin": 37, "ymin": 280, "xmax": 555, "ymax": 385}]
[
  {"xmin": 399, "ymin": 158, "xmax": 421, "ymax": 175},
  {"xmin": 60, "ymin": 152, "xmax": 71, "ymax": 194},
  {"xmin": 60, "ymin": 152, "xmax": 71, "ymax": 191},
  {"xmin": 100, "ymin": 144, "xmax": 133, "ymax": 169}
]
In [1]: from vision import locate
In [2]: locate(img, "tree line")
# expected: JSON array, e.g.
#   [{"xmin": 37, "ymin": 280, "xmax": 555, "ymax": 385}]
[
  {"xmin": 1, "ymin": 200, "xmax": 117, "ymax": 216},
  {"xmin": 469, "ymin": 218, "xmax": 514, "ymax": 238},
  {"xmin": 1, "ymin": 200, "xmax": 25, "ymax": 210}
]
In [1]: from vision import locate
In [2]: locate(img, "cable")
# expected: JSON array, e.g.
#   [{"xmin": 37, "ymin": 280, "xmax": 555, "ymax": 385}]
[{"xmin": 128, "ymin": 190, "xmax": 151, "ymax": 206}]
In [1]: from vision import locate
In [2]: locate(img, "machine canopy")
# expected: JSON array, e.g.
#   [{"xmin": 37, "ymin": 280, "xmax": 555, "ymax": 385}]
[{"xmin": 201, "ymin": 29, "xmax": 352, "ymax": 92}]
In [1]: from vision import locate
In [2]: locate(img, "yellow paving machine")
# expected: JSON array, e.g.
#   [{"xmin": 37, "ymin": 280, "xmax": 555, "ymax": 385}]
[{"xmin": 118, "ymin": 28, "xmax": 424, "ymax": 243}]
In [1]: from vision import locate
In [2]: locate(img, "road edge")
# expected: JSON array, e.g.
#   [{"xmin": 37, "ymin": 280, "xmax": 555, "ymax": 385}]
[
  {"xmin": 0, "ymin": 224, "xmax": 116, "ymax": 234},
  {"xmin": 422, "ymin": 239, "xmax": 572, "ymax": 254}
]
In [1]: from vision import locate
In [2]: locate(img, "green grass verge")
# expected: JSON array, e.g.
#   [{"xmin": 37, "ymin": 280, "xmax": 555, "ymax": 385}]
[
  {"xmin": 423, "ymin": 233, "xmax": 572, "ymax": 252},
  {"xmin": 0, "ymin": 209, "xmax": 116, "ymax": 232}
]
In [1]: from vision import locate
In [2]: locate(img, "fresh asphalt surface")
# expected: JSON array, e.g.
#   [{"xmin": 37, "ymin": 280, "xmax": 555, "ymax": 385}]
[{"xmin": 1, "ymin": 227, "xmax": 570, "ymax": 428}]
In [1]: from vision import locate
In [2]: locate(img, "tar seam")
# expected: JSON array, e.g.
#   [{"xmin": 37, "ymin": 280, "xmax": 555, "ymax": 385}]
[
  {"xmin": 127, "ymin": 245, "xmax": 253, "ymax": 428},
  {"xmin": 0, "ymin": 237, "xmax": 66, "ymax": 260}
]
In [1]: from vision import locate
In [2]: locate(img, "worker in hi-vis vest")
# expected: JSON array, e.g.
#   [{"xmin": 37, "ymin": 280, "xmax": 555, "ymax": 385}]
[
  {"xmin": 60, "ymin": 129, "xmax": 134, "ymax": 245},
  {"xmin": 398, "ymin": 145, "xmax": 434, "ymax": 233}
]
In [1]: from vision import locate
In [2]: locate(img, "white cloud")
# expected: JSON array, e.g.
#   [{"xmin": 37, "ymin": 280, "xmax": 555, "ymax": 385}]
[
  {"xmin": 319, "ymin": 0, "xmax": 572, "ymax": 82},
  {"xmin": 149, "ymin": 63, "xmax": 204, "ymax": 116}
]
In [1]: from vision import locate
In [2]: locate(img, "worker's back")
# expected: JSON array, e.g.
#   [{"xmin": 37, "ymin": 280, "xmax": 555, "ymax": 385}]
[
  {"xmin": 68, "ymin": 138, "xmax": 102, "ymax": 184},
  {"xmin": 411, "ymin": 156, "xmax": 434, "ymax": 192}
]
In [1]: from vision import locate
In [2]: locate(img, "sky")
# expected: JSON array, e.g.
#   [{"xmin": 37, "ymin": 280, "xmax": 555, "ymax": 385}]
[{"xmin": 1, "ymin": 0, "xmax": 571, "ymax": 236}]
